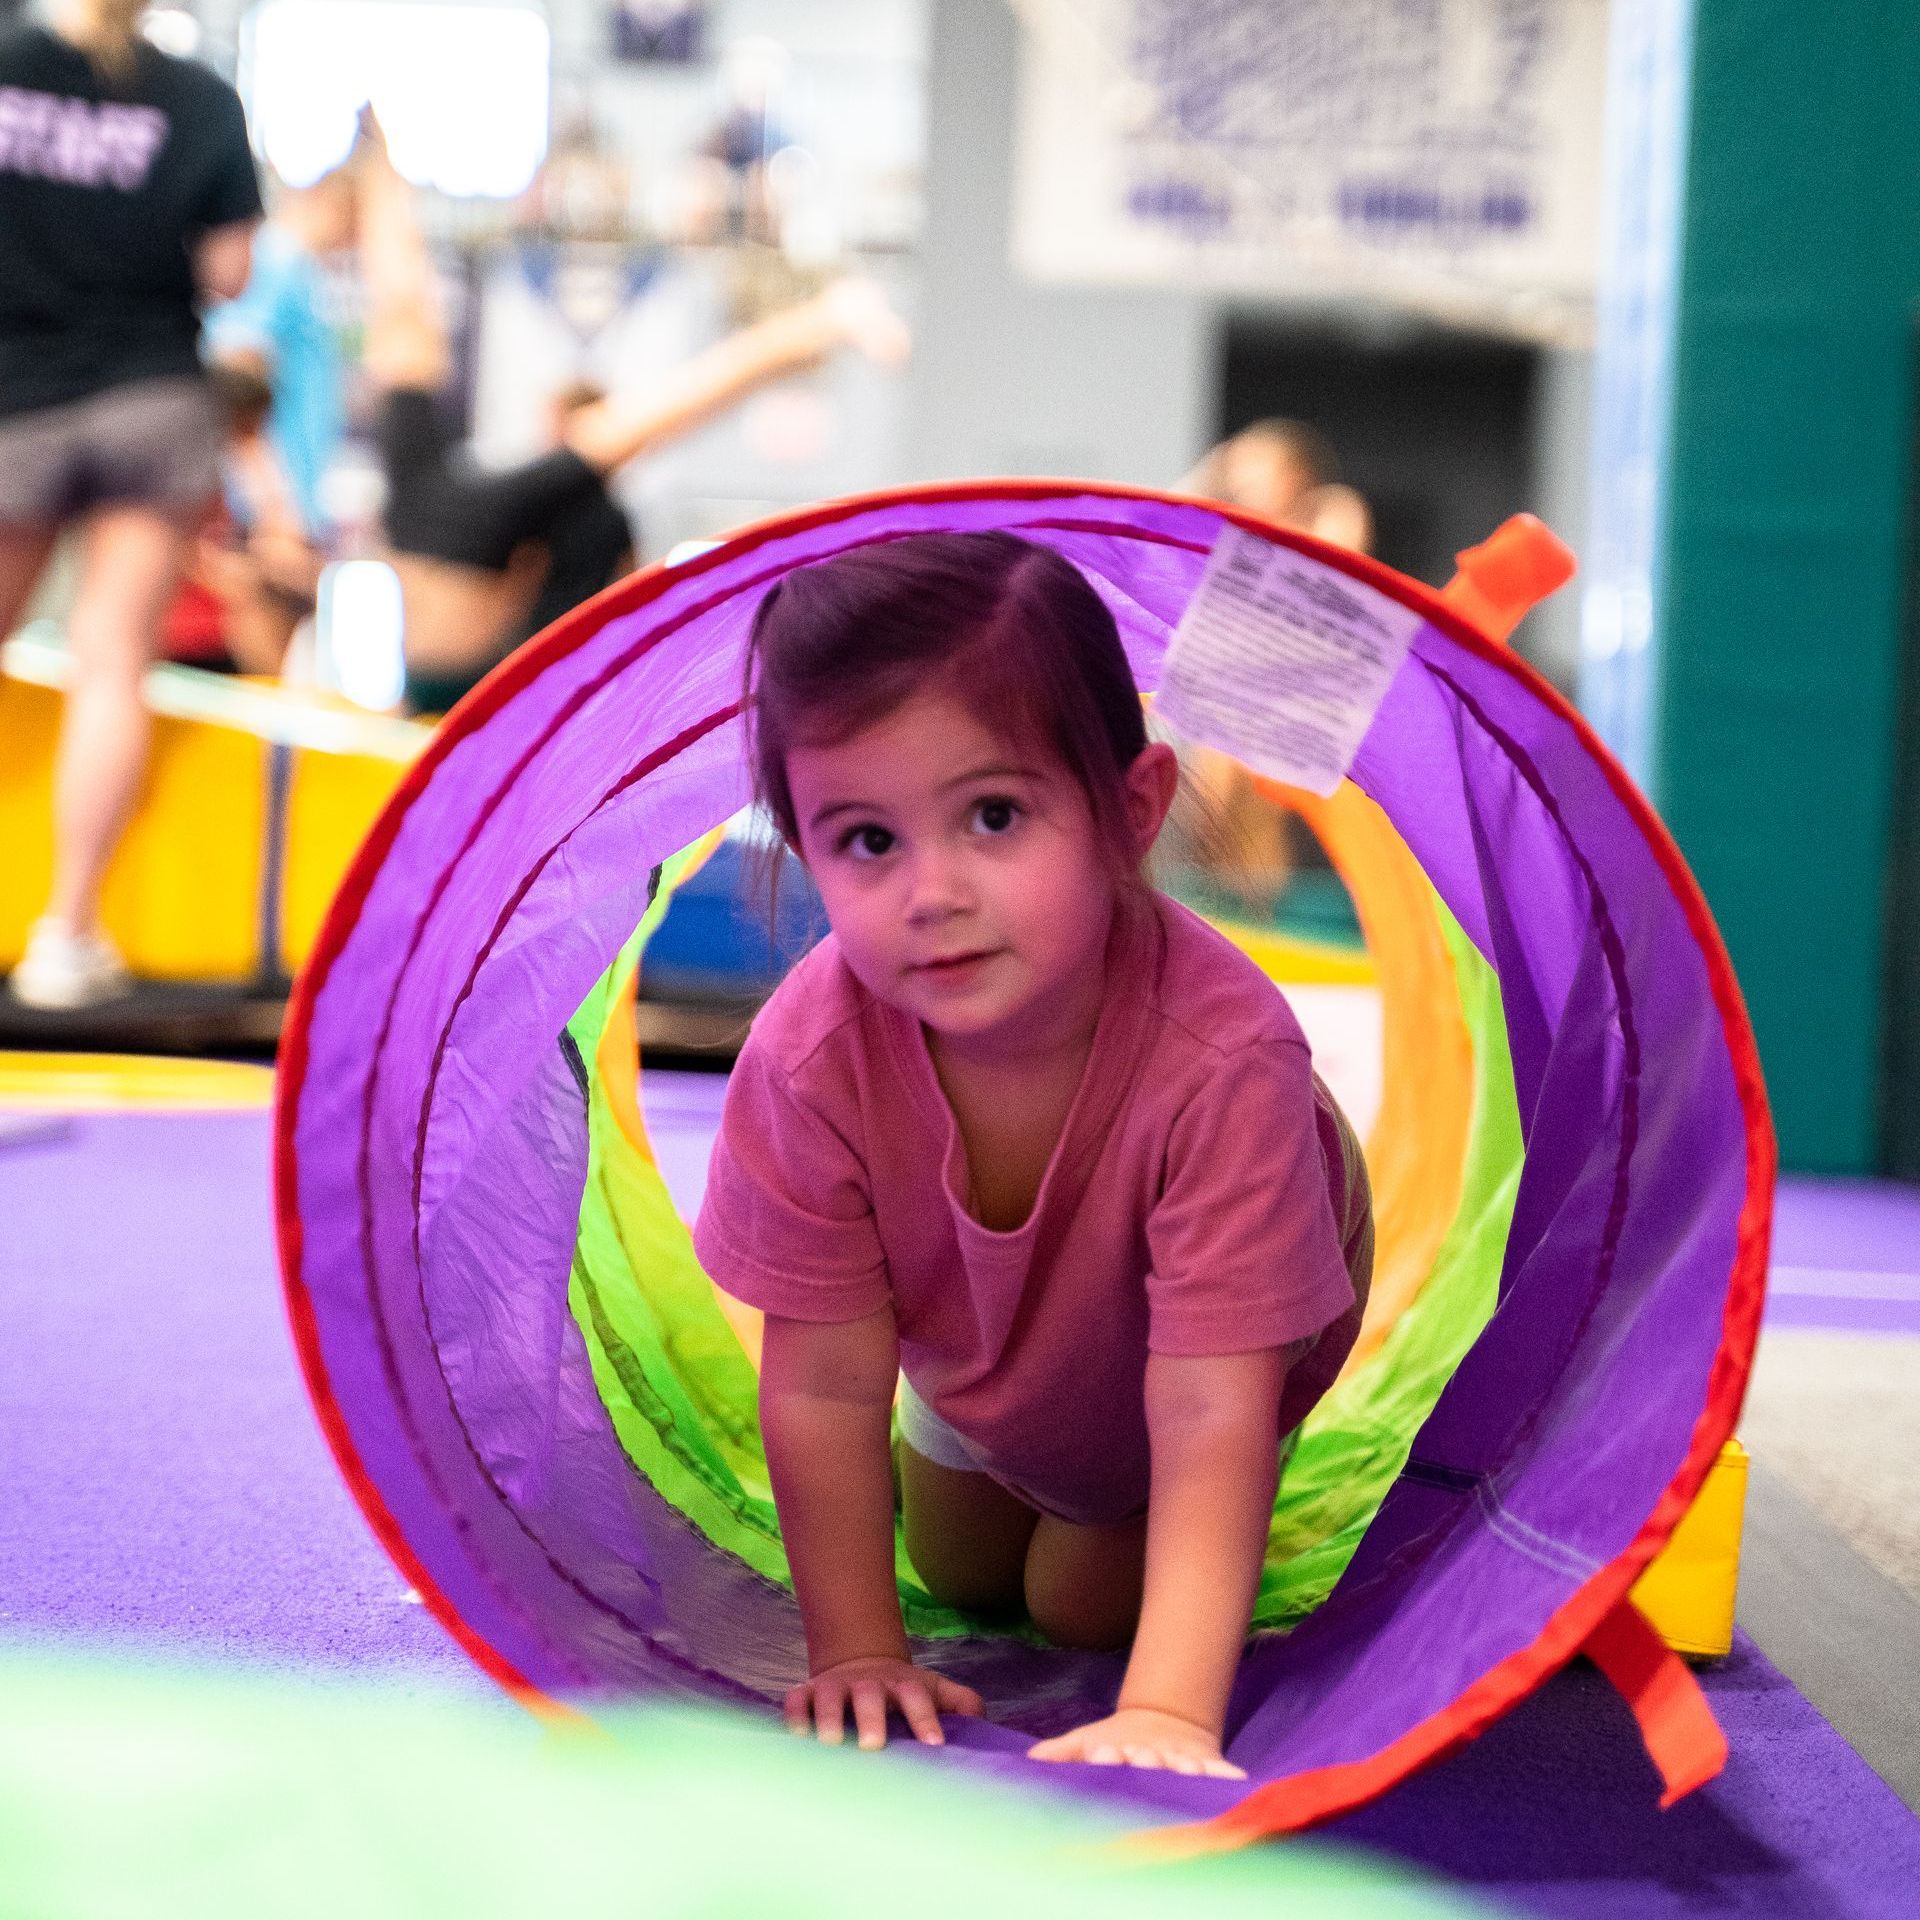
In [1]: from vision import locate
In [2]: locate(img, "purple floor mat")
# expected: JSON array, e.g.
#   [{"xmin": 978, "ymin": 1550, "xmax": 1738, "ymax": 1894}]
[
  {"xmin": 1330, "ymin": 1632, "xmax": 1920, "ymax": 1919},
  {"xmin": 1771, "ymin": 1178, "xmax": 1920, "ymax": 1275},
  {"xmin": 2, "ymin": 1105, "xmax": 1917, "ymax": 1918},
  {"xmin": 0, "ymin": 1107, "xmax": 476, "ymax": 1682},
  {"xmin": 1766, "ymin": 1178, "xmax": 1920, "ymax": 1336}
]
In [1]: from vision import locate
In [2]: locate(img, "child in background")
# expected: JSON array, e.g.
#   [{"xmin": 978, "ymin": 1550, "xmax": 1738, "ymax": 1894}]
[
  {"xmin": 161, "ymin": 359, "xmax": 319, "ymax": 676},
  {"xmin": 693, "ymin": 532, "xmax": 1373, "ymax": 1778}
]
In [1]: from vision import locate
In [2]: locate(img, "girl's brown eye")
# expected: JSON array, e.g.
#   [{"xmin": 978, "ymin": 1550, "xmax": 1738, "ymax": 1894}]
[
  {"xmin": 975, "ymin": 798, "xmax": 1018, "ymax": 834},
  {"xmin": 845, "ymin": 824, "xmax": 894, "ymax": 859}
]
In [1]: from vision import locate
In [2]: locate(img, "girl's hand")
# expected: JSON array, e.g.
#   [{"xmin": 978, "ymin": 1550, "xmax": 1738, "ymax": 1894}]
[
  {"xmin": 1028, "ymin": 1706, "xmax": 1246, "ymax": 1778},
  {"xmin": 786, "ymin": 1657, "xmax": 984, "ymax": 1751}
]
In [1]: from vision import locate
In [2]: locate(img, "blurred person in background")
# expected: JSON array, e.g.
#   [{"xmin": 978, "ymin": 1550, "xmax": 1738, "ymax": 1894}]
[
  {"xmin": 1182, "ymin": 417, "xmax": 1374, "ymax": 556},
  {"xmin": 0, "ymin": 0, "xmax": 261, "ymax": 1009},
  {"xmin": 352, "ymin": 113, "xmax": 910, "ymax": 716},
  {"xmin": 202, "ymin": 163, "xmax": 356, "ymax": 540},
  {"xmin": 161, "ymin": 359, "xmax": 321, "ymax": 677},
  {"xmin": 1164, "ymin": 420, "xmax": 1375, "ymax": 924}
]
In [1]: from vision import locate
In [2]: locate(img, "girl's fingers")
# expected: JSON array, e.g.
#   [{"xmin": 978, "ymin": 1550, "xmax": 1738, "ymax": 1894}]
[
  {"xmin": 849, "ymin": 1679, "xmax": 891, "ymax": 1751},
  {"xmin": 894, "ymin": 1679, "xmax": 946, "ymax": 1747},
  {"xmin": 932, "ymin": 1675, "xmax": 985, "ymax": 1718},
  {"xmin": 792, "ymin": 1666, "xmax": 983, "ymax": 1753},
  {"xmin": 810, "ymin": 1678, "xmax": 847, "ymax": 1746},
  {"xmin": 783, "ymin": 1685, "xmax": 813, "ymax": 1737},
  {"xmin": 1025, "ymin": 1725, "xmax": 1241, "ymax": 1776}
]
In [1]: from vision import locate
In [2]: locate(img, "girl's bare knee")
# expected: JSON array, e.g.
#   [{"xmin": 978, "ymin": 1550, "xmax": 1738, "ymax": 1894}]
[
  {"xmin": 905, "ymin": 1503, "xmax": 1027, "ymax": 1614},
  {"xmin": 899, "ymin": 1446, "xmax": 1036, "ymax": 1618},
  {"xmin": 1023, "ymin": 1524, "xmax": 1145, "ymax": 1651},
  {"xmin": 1024, "ymin": 1573, "xmax": 1137, "ymax": 1651},
  {"xmin": 912, "ymin": 1554, "xmax": 1025, "ymax": 1618}
]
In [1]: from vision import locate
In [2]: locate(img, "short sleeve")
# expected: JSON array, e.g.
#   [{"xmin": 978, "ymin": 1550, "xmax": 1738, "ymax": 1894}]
[
  {"xmin": 193, "ymin": 81, "xmax": 263, "ymax": 231},
  {"xmin": 1145, "ymin": 1040, "xmax": 1355, "ymax": 1357},
  {"xmin": 692, "ymin": 1037, "xmax": 890, "ymax": 1322}
]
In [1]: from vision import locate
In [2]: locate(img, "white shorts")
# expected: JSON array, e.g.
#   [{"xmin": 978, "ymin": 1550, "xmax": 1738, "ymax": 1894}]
[
  {"xmin": 895, "ymin": 1349, "xmax": 1315, "ymax": 1507},
  {"xmin": 896, "ymin": 1375, "xmax": 994, "ymax": 1475}
]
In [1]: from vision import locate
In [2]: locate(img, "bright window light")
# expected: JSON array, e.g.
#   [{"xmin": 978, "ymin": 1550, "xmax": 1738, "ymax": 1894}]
[
  {"xmin": 316, "ymin": 560, "xmax": 407, "ymax": 712},
  {"xmin": 243, "ymin": 2, "xmax": 550, "ymax": 198}
]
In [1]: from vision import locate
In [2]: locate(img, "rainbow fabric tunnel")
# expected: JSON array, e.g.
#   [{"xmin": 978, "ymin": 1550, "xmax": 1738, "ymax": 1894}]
[{"xmin": 274, "ymin": 484, "xmax": 1773, "ymax": 1848}]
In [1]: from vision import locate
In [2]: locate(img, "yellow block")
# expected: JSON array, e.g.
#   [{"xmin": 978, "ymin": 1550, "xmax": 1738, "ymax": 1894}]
[
  {"xmin": 0, "ymin": 674, "xmax": 265, "ymax": 979},
  {"xmin": 0, "ymin": 1049, "xmax": 273, "ymax": 1110},
  {"xmin": 1, "ymin": 633, "xmax": 427, "ymax": 982},
  {"xmin": 1631, "ymin": 1439, "xmax": 1749, "ymax": 1660},
  {"xmin": 1215, "ymin": 918, "xmax": 1379, "ymax": 987}
]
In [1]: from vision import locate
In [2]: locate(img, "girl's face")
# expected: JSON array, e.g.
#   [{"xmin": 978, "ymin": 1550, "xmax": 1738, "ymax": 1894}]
[{"xmin": 785, "ymin": 688, "xmax": 1175, "ymax": 1054}]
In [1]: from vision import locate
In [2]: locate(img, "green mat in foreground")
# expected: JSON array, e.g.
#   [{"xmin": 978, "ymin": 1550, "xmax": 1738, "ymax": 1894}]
[{"xmin": 0, "ymin": 1655, "xmax": 1491, "ymax": 1919}]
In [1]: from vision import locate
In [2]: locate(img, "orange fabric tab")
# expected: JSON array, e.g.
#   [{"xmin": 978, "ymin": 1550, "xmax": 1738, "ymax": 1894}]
[
  {"xmin": 1585, "ymin": 1597, "xmax": 1729, "ymax": 1807},
  {"xmin": 1440, "ymin": 514, "xmax": 1578, "ymax": 644}
]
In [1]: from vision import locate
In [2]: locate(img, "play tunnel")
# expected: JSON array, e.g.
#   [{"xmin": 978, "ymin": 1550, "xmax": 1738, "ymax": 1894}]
[{"xmin": 273, "ymin": 483, "xmax": 1772, "ymax": 1847}]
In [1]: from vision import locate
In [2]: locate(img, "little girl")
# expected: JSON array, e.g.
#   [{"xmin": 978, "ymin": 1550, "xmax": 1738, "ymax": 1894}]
[{"xmin": 694, "ymin": 531, "xmax": 1373, "ymax": 1779}]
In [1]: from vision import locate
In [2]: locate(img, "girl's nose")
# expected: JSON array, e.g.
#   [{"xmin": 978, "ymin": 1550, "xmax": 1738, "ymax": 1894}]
[{"xmin": 903, "ymin": 846, "xmax": 971, "ymax": 921}]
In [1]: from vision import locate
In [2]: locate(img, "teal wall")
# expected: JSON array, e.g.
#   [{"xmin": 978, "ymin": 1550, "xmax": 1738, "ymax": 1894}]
[{"xmin": 1586, "ymin": 0, "xmax": 1920, "ymax": 1173}]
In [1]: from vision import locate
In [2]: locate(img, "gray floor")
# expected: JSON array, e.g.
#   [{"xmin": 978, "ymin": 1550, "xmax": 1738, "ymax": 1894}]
[
  {"xmin": 1738, "ymin": 1314, "xmax": 1920, "ymax": 1813},
  {"xmin": 1740, "ymin": 1330, "xmax": 1920, "ymax": 1604},
  {"xmin": 1734, "ymin": 1463, "xmax": 1920, "ymax": 1812}
]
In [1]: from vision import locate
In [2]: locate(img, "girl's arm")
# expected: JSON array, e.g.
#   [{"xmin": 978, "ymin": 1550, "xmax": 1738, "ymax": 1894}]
[
  {"xmin": 1031, "ymin": 1346, "xmax": 1285, "ymax": 1774},
  {"xmin": 759, "ymin": 1306, "xmax": 982, "ymax": 1748}
]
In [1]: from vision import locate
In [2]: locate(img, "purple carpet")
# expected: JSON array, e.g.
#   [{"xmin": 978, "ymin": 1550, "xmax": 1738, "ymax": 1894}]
[
  {"xmin": 3, "ymin": 1102, "xmax": 1917, "ymax": 1918},
  {"xmin": 0, "ymin": 1107, "xmax": 476, "ymax": 1680},
  {"xmin": 1764, "ymin": 1178, "xmax": 1920, "ymax": 1336}
]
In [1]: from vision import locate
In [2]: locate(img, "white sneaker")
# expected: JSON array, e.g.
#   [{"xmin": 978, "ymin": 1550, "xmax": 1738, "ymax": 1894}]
[{"xmin": 7, "ymin": 920, "xmax": 133, "ymax": 1010}]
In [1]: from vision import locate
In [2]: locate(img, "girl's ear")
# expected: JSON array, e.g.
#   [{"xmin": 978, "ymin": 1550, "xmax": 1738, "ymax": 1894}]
[{"xmin": 1125, "ymin": 741, "xmax": 1181, "ymax": 854}]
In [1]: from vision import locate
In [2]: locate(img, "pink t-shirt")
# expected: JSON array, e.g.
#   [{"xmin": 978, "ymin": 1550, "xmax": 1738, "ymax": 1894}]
[{"xmin": 693, "ymin": 892, "xmax": 1371, "ymax": 1526}]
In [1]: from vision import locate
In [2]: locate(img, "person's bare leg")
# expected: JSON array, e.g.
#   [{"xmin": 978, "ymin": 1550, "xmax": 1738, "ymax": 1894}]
[
  {"xmin": 45, "ymin": 505, "xmax": 187, "ymax": 934},
  {"xmin": 898, "ymin": 1441, "xmax": 1038, "ymax": 1617},
  {"xmin": 0, "ymin": 522, "xmax": 58, "ymax": 638},
  {"xmin": 1024, "ymin": 1512, "xmax": 1149, "ymax": 1652}
]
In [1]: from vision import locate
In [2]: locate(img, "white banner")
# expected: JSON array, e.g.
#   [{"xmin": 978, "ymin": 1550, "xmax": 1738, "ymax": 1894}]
[{"xmin": 1011, "ymin": 0, "xmax": 1607, "ymax": 342}]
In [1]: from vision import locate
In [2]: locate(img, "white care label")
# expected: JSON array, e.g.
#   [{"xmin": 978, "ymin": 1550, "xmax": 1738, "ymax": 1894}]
[{"xmin": 1157, "ymin": 527, "xmax": 1422, "ymax": 795}]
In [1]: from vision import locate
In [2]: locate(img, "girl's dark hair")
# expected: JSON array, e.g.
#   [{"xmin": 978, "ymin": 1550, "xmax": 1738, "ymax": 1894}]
[{"xmin": 744, "ymin": 531, "xmax": 1151, "ymax": 879}]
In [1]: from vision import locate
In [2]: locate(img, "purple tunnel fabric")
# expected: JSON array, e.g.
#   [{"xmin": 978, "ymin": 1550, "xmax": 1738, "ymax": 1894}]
[{"xmin": 275, "ymin": 483, "xmax": 1771, "ymax": 1833}]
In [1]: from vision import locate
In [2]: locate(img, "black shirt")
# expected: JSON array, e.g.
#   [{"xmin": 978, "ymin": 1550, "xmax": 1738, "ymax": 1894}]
[
  {"xmin": 0, "ymin": 26, "xmax": 262, "ymax": 419},
  {"xmin": 520, "ymin": 480, "xmax": 635, "ymax": 639}
]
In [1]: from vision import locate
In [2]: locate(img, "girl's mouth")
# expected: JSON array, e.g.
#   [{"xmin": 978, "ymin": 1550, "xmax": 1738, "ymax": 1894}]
[{"xmin": 914, "ymin": 949, "xmax": 1000, "ymax": 983}]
